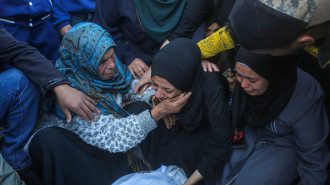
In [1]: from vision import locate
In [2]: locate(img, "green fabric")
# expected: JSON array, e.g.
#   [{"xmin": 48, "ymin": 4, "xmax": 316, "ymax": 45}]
[
  {"xmin": 133, "ymin": 0, "xmax": 186, "ymax": 43},
  {"xmin": 0, "ymin": 155, "xmax": 25, "ymax": 185}
]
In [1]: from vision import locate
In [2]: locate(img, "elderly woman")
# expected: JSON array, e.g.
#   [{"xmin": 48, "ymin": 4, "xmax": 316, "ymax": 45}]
[
  {"xmin": 219, "ymin": 48, "xmax": 330, "ymax": 185},
  {"xmin": 137, "ymin": 38, "xmax": 232, "ymax": 185},
  {"xmin": 27, "ymin": 23, "xmax": 190, "ymax": 185}
]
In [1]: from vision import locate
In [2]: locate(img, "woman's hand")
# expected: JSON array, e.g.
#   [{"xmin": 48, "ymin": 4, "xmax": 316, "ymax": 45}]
[
  {"xmin": 160, "ymin": 39, "xmax": 170, "ymax": 49},
  {"xmin": 59, "ymin": 24, "xmax": 72, "ymax": 37},
  {"xmin": 163, "ymin": 114, "xmax": 176, "ymax": 129},
  {"xmin": 133, "ymin": 68, "xmax": 152, "ymax": 94},
  {"xmin": 151, "ymin": 96, "xmax": 176, "ymax": 129},
  {"xmin": 128, "ymin": 58, "xmax": 149, "ymax": 79},
  {"xmin": 150, "ymin": 92, "xmax": 191, "ymax": 122},
  {"xmin": 53, "ymin": 84, "xmax": 100, "ymax": 123},
  {"xmin": 227, "ymin": 72, "xmax": 236, "ymax": 92},
  {"xmin": 183, "ymin": 170, "xmax": 203, "ymax": 185},
  {"xmin": 202, "ymin": 60, "xmax": 219, "ymax": 72}
]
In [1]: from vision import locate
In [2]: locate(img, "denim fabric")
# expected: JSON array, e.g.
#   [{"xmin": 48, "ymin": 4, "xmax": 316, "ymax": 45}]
[
  {"xmin": 69, "ymin": 12, "xmax": 94, "ymax": 26},
  {"xmin": 0, "ymin": 68, "xmax": 40, "ymax": 170}
]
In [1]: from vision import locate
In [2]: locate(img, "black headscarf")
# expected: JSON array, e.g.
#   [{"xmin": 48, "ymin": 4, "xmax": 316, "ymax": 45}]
[
  {"xmin": 151, "ymin": 38, "xmax": 204, "ymax": 131},
  {"xmin": 232, "ymin": 47, "xmax": 297, "ymax": 128}
]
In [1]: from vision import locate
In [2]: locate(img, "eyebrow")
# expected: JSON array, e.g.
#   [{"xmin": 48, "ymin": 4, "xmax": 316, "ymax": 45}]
[
  {"xmin": 151, "ymin": 79, "xmax": 172, "ymax": 90},
  {"xmin": 236, "ymin": 71, "xmax": 257, "ymax": 80},
  {"xmin": 102, "ymin": 51, "xmax": 115, "ymax": 60}
]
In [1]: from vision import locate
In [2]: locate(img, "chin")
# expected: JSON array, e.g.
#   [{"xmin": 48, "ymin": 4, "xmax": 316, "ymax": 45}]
[
  {"xmin": 102, "ymin": 76, "xmax": 113, "ymax": 81},
  {"xmin": 245, "ymin": 91, "xmax": 257, "ymax": 96}
]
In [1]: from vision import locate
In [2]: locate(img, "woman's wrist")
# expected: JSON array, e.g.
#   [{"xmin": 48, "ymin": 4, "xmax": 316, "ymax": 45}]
[
  {"xmin": 183, "ymin": 170, "xmax": 203, "ymax": 185},
  {"xmin": 150, "ymin": 107, "xmax": 162, "ymax": 122}
]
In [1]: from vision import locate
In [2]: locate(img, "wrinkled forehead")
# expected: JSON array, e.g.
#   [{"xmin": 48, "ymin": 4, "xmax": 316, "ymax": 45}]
[{"xmin": 60, "ymin": 23, "xmax": 116, "ymax": 74}]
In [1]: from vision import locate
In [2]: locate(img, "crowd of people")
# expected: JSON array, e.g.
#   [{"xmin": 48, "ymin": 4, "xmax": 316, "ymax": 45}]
[{"xmin": 0, "ymin": 0, "xmax": 329, "ymax": 185}]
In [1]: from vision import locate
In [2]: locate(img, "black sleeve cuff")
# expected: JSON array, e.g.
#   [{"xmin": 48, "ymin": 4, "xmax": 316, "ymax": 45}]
[{"xmin": 44, "ymin": 77, "xmax": 70, "ymax": 95}]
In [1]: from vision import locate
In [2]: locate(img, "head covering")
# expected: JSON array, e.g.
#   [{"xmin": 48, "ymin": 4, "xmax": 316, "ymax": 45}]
[
  {"xmin": 231, "ymin": 47, "xmax": 297, "ymax": 127},
  {"xmin": 229, "ymin": 0, "xmax": 330, "ymax": 50},
  {"xmin": 55, "ymin": 23, "xmax": 132, "ymax": 118},
  {"xmin": 133, "ymin": 0, "xmax": 186, "ymax": 43},
  {"xmin": 151, "ymin": 38, "xmax": 204, "ymax": 131}
]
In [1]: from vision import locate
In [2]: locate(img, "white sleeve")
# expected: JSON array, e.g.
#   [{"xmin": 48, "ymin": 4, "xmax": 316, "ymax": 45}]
[
  {"xmin": 43, "ymin": 110, "xmax": 157, "ymax": 153},
  {"xmin": 123, "ymin": 79, "xmax": 155, "ymax": 106}
]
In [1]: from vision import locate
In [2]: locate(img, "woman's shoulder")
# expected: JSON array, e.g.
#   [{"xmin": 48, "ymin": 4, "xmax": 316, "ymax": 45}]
[
  {"xmin": 278, "ymin": 68, "xmax": 324, "ymax": 122},
  {"xmin": 201, "ymin": 71, "xmax": 230, "ymax": 100},
  {"xmin": 201, "ymin": 71, "xmax": 227, "ymax": 89},
  {"xmin": 294, "ymin": 68, "xmax": 324, "ymax": 101}
]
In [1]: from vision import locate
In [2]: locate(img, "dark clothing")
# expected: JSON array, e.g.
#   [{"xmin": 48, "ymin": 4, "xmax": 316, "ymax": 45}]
[
  {"xmin": 142, "ymin": 71, "xmax": 232, "ymax": 181},
  {"xmin": 59, "ymin": 0, "xmax": 95, "ymax": 26},
  {"xmin": 0, "ymin": 24, "xmax": 66, "ymax": 173},
  {"xmin": 94, "ymin": 0, "xmax": 162, "ymax": 66},
  {"xmin": 0, "ymin": 0, "xmax": 70, "ymax": 63},
  {"xmin": 152, "ymin": 38, "xmax": 205, "ymax": 131},
  {"xmin": 228, "ymin": 0, "xmax": 307, "ymax": 50},
  {"xmin": 29, "ymin": 101, "xmax": 151, "ymax": 185},
  {"xmin": 168, "ymin": 0, "xmax": 235, "ymax": 41},
  {"xmin": 0, "ymin": 0, "xmax": 70, "ymax": 30},
  {"xmin": 295, "ymin": 50, "xmax": 330, "ymax": 145},
  {"xmin": 59, "ymin": 0, "xmax": 95, "ymax": 13},
  {"xmin": 30, "ymin": 127, "xmax": 134, "ymax": 185},
  {"xmin": 94, "ymin": 0, "xmax": 205, "ymax": 66},
  {"xmin": 0, "ymin": 26, "xmax": 67, "ymax": 95},
  {"xmin": 233, "ymin": 48, "xmax": 297, "ymax": 127},
  {"xmin": 30, "ymin": 127, "xmax": 133, "ymax": 185},
  {"xmin": 221, "ymin": 69, "xmax": 329, "ymax": 185},
  {"xmin": 145, "ymin": 39, "xmax": 231, "ymax": 181},
  {"xmin": 133, "ymin": 0, "xmax": 186, "ymax": 43},
  {"xmin": 0, "ymin": 19, "xmax": 62, "ymax": 64}
]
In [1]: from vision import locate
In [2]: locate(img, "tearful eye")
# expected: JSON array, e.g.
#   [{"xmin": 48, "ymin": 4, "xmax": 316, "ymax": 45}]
[
  {"xmin": 111, "ymin": 53, "xmax": 116, "ymax": 60},
  {"xmin": 100, "ymin": 60, "xmax": 106, "ymax": 64}
]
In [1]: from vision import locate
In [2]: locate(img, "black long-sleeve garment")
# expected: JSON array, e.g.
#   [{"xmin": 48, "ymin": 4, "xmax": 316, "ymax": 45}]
[
  {"xmin": 168, "ymin": 0, "xmax": 235, "ymax": 41},
  {"xmin": 141, "ymin": 71, "xmax": 232, "ymax": 181},
  {"xmin": 0, "ymin": 26, "xmax": 67, "ymax": 95}
]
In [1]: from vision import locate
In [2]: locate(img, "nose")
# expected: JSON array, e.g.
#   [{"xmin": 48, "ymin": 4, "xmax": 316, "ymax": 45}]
[
  {"xmin": 106, "ymin": 60, "xmax": 115, "ymax": 69},
  {"xmin": 155, "ymin": 88, "xmax": 165, "ymax": 100},
  {"xmin": 240, "ymin": 79, "xmax": 249, "ymax": 89}
]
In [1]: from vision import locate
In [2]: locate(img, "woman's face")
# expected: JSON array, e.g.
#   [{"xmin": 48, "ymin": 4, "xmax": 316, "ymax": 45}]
[
  {"xmin": 235, "ymin": 63, "xmax": 269, "ymax": 96},
  {"xmin": 98, "ymin": 47, "xmax": 116, "ymax": 80},
  {"xmin": 151, "ymin": 75, "xmax": 182, "ymax": 102}
]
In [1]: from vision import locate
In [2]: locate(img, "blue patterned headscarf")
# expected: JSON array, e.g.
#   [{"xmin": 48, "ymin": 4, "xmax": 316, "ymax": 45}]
[{"xmin": 55, "ymin": 23, "xmax": 132, "ymax": 118}]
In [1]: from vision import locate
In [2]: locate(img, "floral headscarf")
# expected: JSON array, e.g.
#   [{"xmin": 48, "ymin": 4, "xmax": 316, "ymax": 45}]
[{"xmin": 55, "ymin": 23, "xmax": 132, "ymax": 118}]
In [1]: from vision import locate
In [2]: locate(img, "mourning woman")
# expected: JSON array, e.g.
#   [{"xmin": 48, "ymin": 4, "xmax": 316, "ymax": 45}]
[
  {"xmin": 138, "ymin": 38, "xmax": 232, "ymax": 185},
  {"xmin": 27, "ymin": 23, "xmax": 190, "ymax": 185},
  {"xmin": 219, "ymin": 48, "xmax": 330, "ymax": 185}
]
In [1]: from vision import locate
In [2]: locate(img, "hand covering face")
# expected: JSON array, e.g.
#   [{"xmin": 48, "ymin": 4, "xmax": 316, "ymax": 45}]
[{"xmin": 151, "ymin": 38, "xmax": 204, "ymax": 131}]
